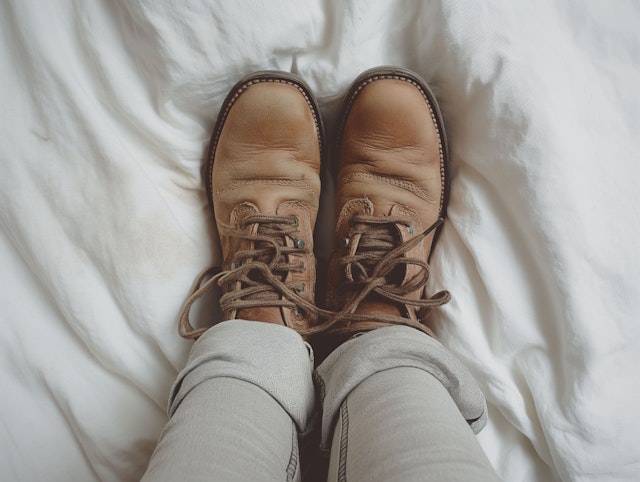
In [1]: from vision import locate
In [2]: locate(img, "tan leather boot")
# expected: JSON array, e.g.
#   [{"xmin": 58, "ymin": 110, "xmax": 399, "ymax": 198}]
[
  {"xmin": 179, "ymin": 72, "xmax": 324, "ymax": 339},
  {"xmin": 321, "ymin": 67, "xmax": 451, "ymax": 345}
]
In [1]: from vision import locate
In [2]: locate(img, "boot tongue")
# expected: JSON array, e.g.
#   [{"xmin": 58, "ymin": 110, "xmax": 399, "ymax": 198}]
[
  {"xmin": 354, "ymin": 296, "xmax": 403, "ymax": 317},
  {"xmin": 235, "ymin": 218, "xmax": 289, "ymax": 324},
  {"xmin": 351, "ymin": 217, "xmax": 406, "ymax": 285},
  {"xmin": 349, "ymin": 217, "xmax": 406, "ymax": 317},
  {"xmin": 236, "ymin": 306, "xmax": 284, "ymax": 324},
  {"xmin": 254, "ymin": 221, "xmax": 287, "ymax": 263}
]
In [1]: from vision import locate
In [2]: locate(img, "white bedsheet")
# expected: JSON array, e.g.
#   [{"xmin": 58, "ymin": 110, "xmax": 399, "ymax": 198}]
[{"xmin": 1, "ymin": 1, "xmax": 639, "ymax": 480}]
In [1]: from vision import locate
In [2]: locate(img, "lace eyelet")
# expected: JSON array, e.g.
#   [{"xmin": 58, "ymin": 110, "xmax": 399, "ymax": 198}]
[
  {"xmin": 294, "ymin": 238, "xmax": 305, "ymax": 249},
  {"xmin": 294, "ymin": 307, "xmax": 302, "ymax": 317},
  {"xmin": 296, "ymin": 283, "xmax": 306, "ymax": 295},
  {"xmin": 341, "ymin": 237, "xmax": 350, "ymax": 247},
  {"xmin": 407, "ymin": 225, "xmax": 414, "ymax": 235},
  {"xmin": 231, "ymin": 262, "xmax": 238, "ymax": 270},
  {"xmin": 291, "ymin": 216, "xmax": 299, "ymax": 227}
]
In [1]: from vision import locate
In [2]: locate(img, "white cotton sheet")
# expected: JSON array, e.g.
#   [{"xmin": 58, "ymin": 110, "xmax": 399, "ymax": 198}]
[{"xmin": 1, "ymin": 1, "xmax": 639, "ymax": 480}]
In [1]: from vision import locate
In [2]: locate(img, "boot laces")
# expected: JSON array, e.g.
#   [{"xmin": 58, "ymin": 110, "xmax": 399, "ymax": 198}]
[
  {"xmin": 219, "ymin": 214, "xmax": 310, "ymax": 310},
  {"xmin": 315, "ymin": 215, "xmax": 451, "ymax": 336},
  {"xmin": 178, "ymin": 214, "xmax": 320, "ymax": 339},
  {"xmin": 178, "ymin": 214, "xmax": 450, "ymax": 339}
]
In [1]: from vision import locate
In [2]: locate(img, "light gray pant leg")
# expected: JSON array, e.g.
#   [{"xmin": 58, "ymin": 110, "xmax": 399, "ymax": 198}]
[
  {"xmin": 315, "ymin": 326, "xmax": 499, "ymax": 482},
  {"xmin": 142, "ymin": 320, "xmax": 316, "ymax": 482}
]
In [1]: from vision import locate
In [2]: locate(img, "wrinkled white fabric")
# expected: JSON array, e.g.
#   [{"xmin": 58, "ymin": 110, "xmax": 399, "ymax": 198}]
[{"xmin": 1, "ymin": 1, "xmax": 639, "ymax": 481}]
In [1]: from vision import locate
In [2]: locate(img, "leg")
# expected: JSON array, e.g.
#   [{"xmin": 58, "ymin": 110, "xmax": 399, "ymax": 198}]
[
  {"xmin": 313, "ymin": 67, "xmax": 499, "ymax": 481},
  {"xmin": 145, "ymin": 379, "xmax": 299, "ymax": 482},
  {"xmin": 330, "ymin": 368, "xmax": 498, "ymax": 481},
  {"xmin": 146, "ymin": 70, "xmax": 325, "ymax": 480},
  {"xmin": 143, "ymin": 320, "xmax": 315, "ymax": 482},
  {"xmin": 317, "ymin": 327, "xmax": 497, "ymax": 482}
]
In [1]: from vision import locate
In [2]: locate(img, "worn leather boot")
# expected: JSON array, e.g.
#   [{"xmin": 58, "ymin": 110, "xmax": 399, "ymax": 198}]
[
  {"xmin": 179, "ymin": 72, "xmax": 324, "ymax": 339},
  {"xmin": 320, "ymin": 67, "xmax": 451, "ymax": 348}
]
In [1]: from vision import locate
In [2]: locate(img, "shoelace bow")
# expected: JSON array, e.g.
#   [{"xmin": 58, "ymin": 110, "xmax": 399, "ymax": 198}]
[
  {"xmin": 178, "ymin": 214, "xmax": 325, "ymax": 339},
  {"xmin": 315, "ymin": 215, "xmax": 451, "ymax": 336}
]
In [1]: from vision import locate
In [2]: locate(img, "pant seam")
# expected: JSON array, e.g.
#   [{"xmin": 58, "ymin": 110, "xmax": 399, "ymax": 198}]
[
  {"xmin": 338, "ymin": 399, "xmax": 349, "ymax": 482},
  {"xmin": 286, "ymin": 423, "xmax": 299, "ymax": 482}
]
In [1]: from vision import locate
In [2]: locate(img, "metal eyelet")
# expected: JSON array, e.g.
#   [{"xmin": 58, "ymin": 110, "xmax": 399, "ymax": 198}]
[
  {"xmin": 341, "ymin": 237, "xmax": 350, "ymax": 247},
  {"xmin": 297, "ymin": 283, "xmax": 306, "ymax": 295},
  {"xmin": 407, "ymin": 225, "xmax": 414, "ymax": 235},
  {"xmin": 294, "ymin": 238, "xmax": 305, "ymax": 249},
  {"xmin": 231, "ymin": 262, "xmax": 238, "ymax": 270},
  {"xmin": 294, "ymin": 307, "xmax": 302, "ymax": 317},
  {"xmin": 292, "ymin": 216, "xmax": 299, "ymax": 227}
]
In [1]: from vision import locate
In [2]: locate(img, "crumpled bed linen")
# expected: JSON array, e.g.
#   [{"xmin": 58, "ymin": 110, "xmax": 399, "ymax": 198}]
[{"xmin": 1, "ymin": 1, "xmax": 639, "ymax": 481}]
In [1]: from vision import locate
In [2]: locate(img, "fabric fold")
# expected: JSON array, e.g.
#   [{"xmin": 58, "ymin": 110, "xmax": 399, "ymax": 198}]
[
  {"xmin": 314, "ymin": 325, "xmax": 487, "ymax": 449},
  {"xmin": 168, "ymin": 320, "xmax": 316, "ymax": 433}
]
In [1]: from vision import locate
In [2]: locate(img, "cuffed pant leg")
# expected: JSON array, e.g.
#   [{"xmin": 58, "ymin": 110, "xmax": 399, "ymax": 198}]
[
  {"xmin": 315, "ymin": 326, "xmax": 499, "ymax": 482},
  {"xmin": 142, "ymin": 320, "xmax": 316, "ymax": 482},
  {"xmin": 144, "ymin": 377, "xmax": 301, "ymax": 482}
]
